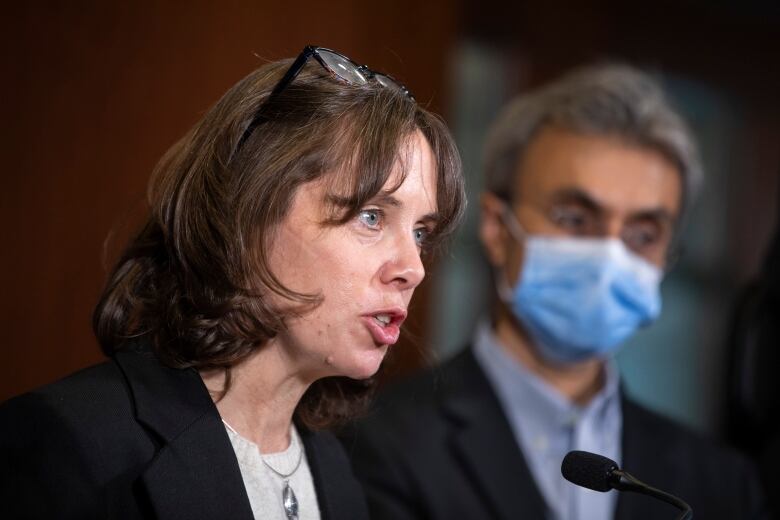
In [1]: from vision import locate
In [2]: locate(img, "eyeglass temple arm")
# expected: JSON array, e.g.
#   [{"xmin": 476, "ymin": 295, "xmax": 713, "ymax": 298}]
[
  {"xmin": 234, "ymin": 46, "xmax": 317, "ymax": 152},
  {"xmin": 269, "ymin": 45, "xmax": 317, "ymax": 97}
]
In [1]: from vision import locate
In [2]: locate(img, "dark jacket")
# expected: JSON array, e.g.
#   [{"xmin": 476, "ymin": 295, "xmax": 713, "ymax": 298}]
[
  {"xmin": 340, "ymin": 348, "xmax": 769, "ymax": 520},
  {"xmin": 0, "ymin": 344, "xmax": 369, "ymax": 519}
]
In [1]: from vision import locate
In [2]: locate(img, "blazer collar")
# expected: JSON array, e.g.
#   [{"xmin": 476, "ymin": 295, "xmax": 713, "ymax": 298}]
[
  {"xmin": 113, "ymin": 345, "xmax": 214, "ymax": 442},
  {"xmin": 614, "ymin": 394, "xmax": 680, "ymax": 520},
  {"xmin": 301, "ymin": 427, "xmax": 370, "ymax": 520},
  {"xmin": 112, "ymin": 343, "xmax": 360, "ymax": 520},
  {"xmin": 440, "ymin": 348, "xmax": 549, "ymax": 520},
  {"xmin": 439, "ymin": 349, "xmax": 684, "ymax": 520},
  {"xmin": 113, "ymin": 344, "xmax": 255, "ymax": 519}
]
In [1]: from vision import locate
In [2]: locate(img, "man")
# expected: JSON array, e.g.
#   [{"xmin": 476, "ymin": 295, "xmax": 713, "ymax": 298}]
[{"xmin": 341, "ymin": 65, "xmax": 767, "ymax": 520}]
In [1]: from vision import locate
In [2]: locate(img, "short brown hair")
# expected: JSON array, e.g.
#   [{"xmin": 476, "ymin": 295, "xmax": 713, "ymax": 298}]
[{"xmin": 93, "ymin": 57, "xmax": 465, "ymax": 429}]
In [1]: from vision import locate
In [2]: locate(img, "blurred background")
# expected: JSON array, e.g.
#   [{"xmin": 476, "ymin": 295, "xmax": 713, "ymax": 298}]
[{"xmin": 1, "ymin": 0, "xmax": 778, "ymax": 470}]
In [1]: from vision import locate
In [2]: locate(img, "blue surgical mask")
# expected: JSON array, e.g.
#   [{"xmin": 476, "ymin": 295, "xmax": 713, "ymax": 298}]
[{"xmin": 498, "ymin": 210, "xmax": 663, "ymax": 364}]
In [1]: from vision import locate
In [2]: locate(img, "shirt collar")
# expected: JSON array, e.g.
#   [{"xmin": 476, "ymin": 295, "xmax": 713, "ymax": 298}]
[{"xmin": 472, "ymin": 320, "xmax": 621, "ymax": 431}]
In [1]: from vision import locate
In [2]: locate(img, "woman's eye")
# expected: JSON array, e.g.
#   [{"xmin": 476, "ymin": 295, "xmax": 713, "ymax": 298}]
[
  {"xmin": 414, "ymin": 227, "xmax": 428, "ymax": 246},
  {"xmin": 357, "ymin": 209, "xmax": 382, "ymax": 229}
]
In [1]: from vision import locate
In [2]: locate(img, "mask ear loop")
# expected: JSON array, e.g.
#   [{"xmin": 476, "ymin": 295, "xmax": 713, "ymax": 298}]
[
  {"xmin": 495, "ymin": 204, "xmax": 527, "ymax": 303},
  {"xmin": 500, "ymin": 205, "xmax": 527, "ymax": 243}
]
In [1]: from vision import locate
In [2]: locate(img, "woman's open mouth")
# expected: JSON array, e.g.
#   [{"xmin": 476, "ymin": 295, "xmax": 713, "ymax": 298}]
[{"xmin": 361, "ymin": 308, "xmax": 407, "ymax": 346}]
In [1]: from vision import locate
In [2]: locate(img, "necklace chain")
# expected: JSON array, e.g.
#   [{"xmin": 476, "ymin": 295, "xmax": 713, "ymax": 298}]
[
  {"xmin": 221, "ymin": 419, "xmax": 303, "ymax": 519},
  {"xmin": 261, "ymin": 442, "xmax": 304, "ymax": 479},
  {"xmin": 221, "ymin": 419, "xmax": 304, "ymax": 478}
]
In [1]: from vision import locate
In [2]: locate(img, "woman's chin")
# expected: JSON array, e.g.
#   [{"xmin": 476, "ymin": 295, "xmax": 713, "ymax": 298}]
[{"xmin": 340, "ymin": 346, "xmax": 389, "ymax": 380}]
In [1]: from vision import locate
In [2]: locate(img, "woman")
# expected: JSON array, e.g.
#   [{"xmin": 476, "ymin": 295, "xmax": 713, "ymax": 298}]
[{"xmin": 0, "ymin": 46, "xmax": 465, "ymax": 519}]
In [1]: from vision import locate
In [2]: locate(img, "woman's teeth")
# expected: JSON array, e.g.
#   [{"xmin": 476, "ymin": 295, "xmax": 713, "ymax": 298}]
[{"xmin": 375, "ymin": 314, "xmax": 391, "ymax": 326}]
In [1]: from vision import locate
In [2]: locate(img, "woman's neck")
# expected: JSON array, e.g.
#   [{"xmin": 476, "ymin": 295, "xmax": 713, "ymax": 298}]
[{"xmin": 200, "ymin": 341, "xmax": 311, "ymax": 452}]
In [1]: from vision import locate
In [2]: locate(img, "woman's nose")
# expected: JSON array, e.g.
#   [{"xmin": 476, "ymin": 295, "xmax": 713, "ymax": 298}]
[{"xmin": 379, "ymin": 235, "xmax": 425, "ymax": 290}]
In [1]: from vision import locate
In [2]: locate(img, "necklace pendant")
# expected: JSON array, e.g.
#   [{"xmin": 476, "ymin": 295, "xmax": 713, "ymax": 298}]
[{"xmin": 282, "ymin": 480, "xmax": 299, "ymax": 520}]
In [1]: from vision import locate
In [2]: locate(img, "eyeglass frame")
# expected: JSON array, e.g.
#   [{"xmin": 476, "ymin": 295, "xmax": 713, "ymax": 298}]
[{"xmin": 235, "ymin": 45, "xmax": 415, "ymax": 152}]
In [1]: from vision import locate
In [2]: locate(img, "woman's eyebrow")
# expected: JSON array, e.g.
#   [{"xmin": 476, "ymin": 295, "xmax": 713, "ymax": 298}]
[
  {"xmin": 371, "ymin": 192, "xmax": 440, "ymax": 223},
  {"xmin": 419, "ymin": 212, "xmax": 440, "ymax": 224},
  {"xmin": 324, "ymin": 191, "xmax": 437, "ymax": 221},
  {"xmin": 370, "ymin": 192, "xmax": 402, "ymax": 207}
]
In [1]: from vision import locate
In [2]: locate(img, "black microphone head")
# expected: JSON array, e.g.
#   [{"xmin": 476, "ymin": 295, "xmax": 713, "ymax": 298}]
[{"xmin": 561, "ymin": 450, "xmax": 619, "ymax": 492}]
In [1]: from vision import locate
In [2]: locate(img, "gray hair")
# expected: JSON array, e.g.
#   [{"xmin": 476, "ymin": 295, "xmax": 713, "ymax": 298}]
[{"xmin": 483, "ymin": 63, "xmax": 702, "ymax": 221}]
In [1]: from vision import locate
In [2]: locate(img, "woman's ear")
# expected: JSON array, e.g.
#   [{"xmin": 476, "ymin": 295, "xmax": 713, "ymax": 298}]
[{"xmin": 479, "ymin": 192, "xmax": 510, "ymax": 267}]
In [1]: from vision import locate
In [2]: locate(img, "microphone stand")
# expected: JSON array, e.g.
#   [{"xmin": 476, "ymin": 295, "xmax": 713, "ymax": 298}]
[{"xmin": 610, "ymin": 470, "xmax": 693, "ymax": 520}]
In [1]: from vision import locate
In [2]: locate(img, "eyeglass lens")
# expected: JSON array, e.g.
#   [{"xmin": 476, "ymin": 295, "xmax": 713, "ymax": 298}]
[
  {"xmin": 316, "ymin": 49, "xmax": 409, "ymax": 97},
  {"xmin": 317, "ymin": 50, "xmax": 369, "ymax": 85},
  {"xmin": 373, "ymin": 73, "xmax": 404, "ymax": 92}
]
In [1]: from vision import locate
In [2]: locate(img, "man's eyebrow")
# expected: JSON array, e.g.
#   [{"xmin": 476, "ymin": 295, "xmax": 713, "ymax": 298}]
[
  {"xmin": 628, "ymin": 208, "xmax": 676, "ymax": 225},
  {"xmin": 550, "ymin": 187, "xmax": 676, "ymax": 224},
  {"xmin": 548, "ymin": 188, "xmax": 603, "ymax": 213}
]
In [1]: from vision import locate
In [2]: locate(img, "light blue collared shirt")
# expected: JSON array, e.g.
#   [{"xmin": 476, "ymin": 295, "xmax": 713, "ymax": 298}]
[{"xmin": 473, "ymin": 321, "xmax": 622, "ymax": 520}]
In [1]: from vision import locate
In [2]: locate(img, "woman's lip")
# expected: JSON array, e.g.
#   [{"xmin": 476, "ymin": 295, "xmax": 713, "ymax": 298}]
[
  {"xmin": 360, "ymin": 308, "xmax": 407, "ymax": 346},
  {"xmin": 361, "ymin": 316, "xmax": 402, "ymax": 346}
]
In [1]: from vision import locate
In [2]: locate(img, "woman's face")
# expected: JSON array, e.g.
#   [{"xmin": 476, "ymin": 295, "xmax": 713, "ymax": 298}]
[{"xmin": 267, "ymin": 130, "xmax": 439, "ymax": 380}]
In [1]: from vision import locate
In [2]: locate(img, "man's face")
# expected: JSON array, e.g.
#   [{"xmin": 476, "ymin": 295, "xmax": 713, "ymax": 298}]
[{"xmin": 481, "ymin": 126, "xmax": 683, "ymax": 284}]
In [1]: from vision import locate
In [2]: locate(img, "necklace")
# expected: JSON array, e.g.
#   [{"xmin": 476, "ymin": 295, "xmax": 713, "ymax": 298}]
[
  {"xmin": 261, "ymin": 442, "xmax": 303, "ymax": 520},
  {"xmin": 222, "ymin": 420, "xmax": 303, "ymax": 520}
]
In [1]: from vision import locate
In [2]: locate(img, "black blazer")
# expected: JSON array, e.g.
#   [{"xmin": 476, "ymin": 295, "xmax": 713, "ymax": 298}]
[
  {"xmin": 340, "ymin": 348, "xmax": 769, "ymax": 520},
  {"xmin": 0, "ymin": 344, "xmax": 369, "ymax": 520}
]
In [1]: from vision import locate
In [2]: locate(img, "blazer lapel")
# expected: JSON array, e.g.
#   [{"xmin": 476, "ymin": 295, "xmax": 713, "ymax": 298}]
[
  {"xmin": 614, "ymin": 394, "xmax": 678, "ymax": 520},
  {"xmin": 113, "ymin": 347, "xmax": 254, "ymax": 520},
  {"xmin": 301, "ymin": 427, "xmax": 369, "ymax": 520},
  {"xmin": 442, "ymin": 350, "xmax": 548, "ymax": 520}
]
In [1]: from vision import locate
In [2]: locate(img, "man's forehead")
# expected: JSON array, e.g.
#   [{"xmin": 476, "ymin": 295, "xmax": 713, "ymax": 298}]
[{"xmin": 514, "ymin": 127, "xmax": 683, "ymax": 219}]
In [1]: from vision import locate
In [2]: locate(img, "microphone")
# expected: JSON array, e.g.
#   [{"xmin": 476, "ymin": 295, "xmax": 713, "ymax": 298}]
[{"xmin": 561, "ymin": 450, "xmax": 693, "ymax": 520}]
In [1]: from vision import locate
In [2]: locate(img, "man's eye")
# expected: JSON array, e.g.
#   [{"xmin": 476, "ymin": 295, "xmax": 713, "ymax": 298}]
[
  {"xmin": 358, "ymin": 209, "xmax": 383, "ymax": 228},
  {"xmin": 550, "ymin": 207, "xmax": 591, "ymax": 233},
  {"xmin": 623, "ymin": 226, "xmax": 660, "ymax": 251}
]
